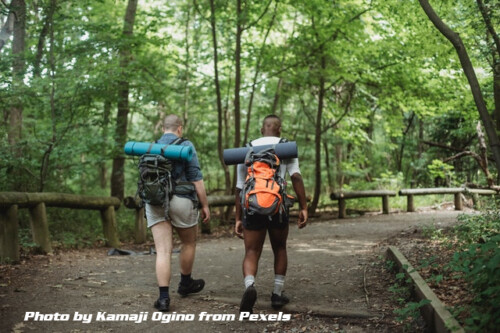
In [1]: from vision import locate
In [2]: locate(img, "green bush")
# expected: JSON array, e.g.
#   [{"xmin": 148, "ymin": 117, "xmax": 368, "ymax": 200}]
[{"xmin": 449, "ymin": 212, "xmax": 500, "ymax": 332}]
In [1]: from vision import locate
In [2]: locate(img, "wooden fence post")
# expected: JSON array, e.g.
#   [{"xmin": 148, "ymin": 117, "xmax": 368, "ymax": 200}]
[
  {"xmin": 28, "ymin": 203, "xmax": 53, "ymax": 254},
  {"xmin": 338, "ymin": 199, "xmax": 346, "ymax": 218},
  {"xmin": 0, "ymin": 205, "xmax": 20, "ymax": 262},
  {"xmin": 100, "ymin": 206, "xmax": 120, "ymax": 248},
  {"xmin": 407, "ymin": 194, "xmax": 415, "ymax": 212},
  {"xmin": 454, "ymin": 193, "xmax": 463, "ymax": 211},
  {"xmin": 382, "ymin": 195, "xmax": 390, "ymax": 214},
  {"xmin": 134, "ymin": 207, "xmax": 146, "ymax": 244}
]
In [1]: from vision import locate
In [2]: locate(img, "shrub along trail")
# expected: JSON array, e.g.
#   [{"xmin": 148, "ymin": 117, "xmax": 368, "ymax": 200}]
[{"xmin": 0, "ymin": 210, "xmax": 464, "ymax": 332}]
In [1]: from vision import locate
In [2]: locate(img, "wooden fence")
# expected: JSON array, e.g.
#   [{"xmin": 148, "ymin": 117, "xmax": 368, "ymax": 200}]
[
  {"xmin": 331, "ymin": 187, "xmax": 498, "ymax": 218},
  {"xmin": 3, "ymin": 188, "xmax": 497, "ymax": 261},
  {"xmin": 399, "ymin": 187, "xmax": 498, "ymax": 212},
  {"xmin": 330, "ymin": 190, "xmax": 397, "ymax": 218},
  {"xmin": 0, "ymin": 192, "xmax": 121, "ymax": 262}
]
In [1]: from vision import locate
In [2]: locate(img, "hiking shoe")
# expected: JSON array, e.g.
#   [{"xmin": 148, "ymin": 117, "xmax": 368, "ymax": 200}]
[
  {"xmin": 239, "ymin": 285, "xmax": 257, "ymax": 314},
  {"xmin": 271, "ymin": 292, "xmax": 289, "ymax": 309},
  {"xmin": 154, "ymin": 297, "xmax": 170, "ymax": 312},
  {"xmin": 177, "ymin": 278, "xmax": 205, "ymax": 297}
]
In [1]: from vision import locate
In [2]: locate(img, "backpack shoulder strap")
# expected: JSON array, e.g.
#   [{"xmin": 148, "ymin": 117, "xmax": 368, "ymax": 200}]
[
  {"xmin": 157, "ymin": 137, "xmax": 187, "ymax": 155},
  {"xmin": 172, "ymin": 137, "xmax": 187, "ymax": 145}
]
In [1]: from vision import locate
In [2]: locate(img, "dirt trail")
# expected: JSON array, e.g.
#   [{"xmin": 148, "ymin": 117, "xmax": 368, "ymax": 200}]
[{"xmin": 0, "ymin": 210, "xmax": 464, "ymax": 332}]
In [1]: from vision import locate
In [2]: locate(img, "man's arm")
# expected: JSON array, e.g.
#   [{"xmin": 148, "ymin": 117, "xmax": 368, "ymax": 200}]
[
  {"xmin": 291, "ymin": 173, "xmax": 308, "ymax": 228},
  {"xmin": 193, "ymin": 179, "xmax": 210, "ymax": 223},
  {"xmin": 234, "ymin": 188, "xmax": 244, "ymax": 238}
]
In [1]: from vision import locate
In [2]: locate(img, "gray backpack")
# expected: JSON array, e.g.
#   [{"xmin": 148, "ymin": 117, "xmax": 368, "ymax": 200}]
[{"xmin": 137, "ymin": 138, "xmax": 185, "ymax": 214}]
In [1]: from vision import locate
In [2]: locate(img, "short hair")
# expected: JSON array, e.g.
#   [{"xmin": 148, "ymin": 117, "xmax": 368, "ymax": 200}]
[
  {"xmin": 163, "ymin": 114, "xmax": 183, "ymax": 131},
  {"xmin": 262, "ymin": 114, "xmax": 281, "ymax": 127}
]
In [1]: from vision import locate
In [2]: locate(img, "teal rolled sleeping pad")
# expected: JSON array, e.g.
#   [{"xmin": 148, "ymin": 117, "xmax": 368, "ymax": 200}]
[
  {"xmin": 124, "ymin": 141, "xmax": 193, "ymax": 161},
  {"xmin": 223, "ymin": 141, "xmax": 298, "ymax": 165}
]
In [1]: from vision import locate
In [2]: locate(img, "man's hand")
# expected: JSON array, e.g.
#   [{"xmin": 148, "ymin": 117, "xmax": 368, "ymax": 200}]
[
  {"xmin": 201, "ymin": 205, "xmax": 210, "ymax": 224},
  {"xmin": 234, "ymin": 220, "xmax": 244, "ymax": 239},
  {"xmin": 297, "ymin": 208, "xmax": 308, "ymax": 229}
]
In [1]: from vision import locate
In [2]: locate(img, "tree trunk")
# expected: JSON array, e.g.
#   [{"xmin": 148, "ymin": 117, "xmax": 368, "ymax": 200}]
[
  {"xmin": 397, "ymin": 112, "xmax": 415, "ymax": 172},
  {"xmin": 419, "ymin": 0, "xmax": 500, "ymax": 177},
  {"xmin": 234, "ymin": 0, "xmax": 242, "ymax": 150},
  {"xmin": 309, "ymin": 54, "xmax": 326, "ymax": 214},
  {"xmin": 494, "ymin": 62, "xmax": 500, "ymax": 131},
  {"xmin": 33, "ymin": 0, "xmax": 56, "ymax": 77},
  {"xmin": 476, "ymin": 0, "xmax": 500, "ymax": 132},
  {"xmin": 111, "ymin": 0, "xmax": 138, "ymax": 200},
  {"xmin": 335, "ymin": 143, "xmax": 344, "ymax": 191},
  {"xmin": 7, "ymin": 0, "xmax": 26, "ymax": 191},
  {"xmin": 183, "ymin": 7, "xmax": 191, "ymax": 130},
  {"xmin": 100, "ymin": 100, "xmax": 111, "ymax": 189},
  {"xmin": 230, "ymin": 0, "xmax": 243, "ymax": 195},
  {"xmin": 476, "ymin": 121, "xmax": 494, "ymax": 186},
  {"xmin": 323, "ymin": 139, "xmax": 333, "ymax": 193},
  {"xmin": 39, "ymin": 0, "xmax": 57, "ymax": 193},
  {"xmin": 209, "ymin": 0, "xmax": 231, "ymax": 197},
  {"xmin": 271, "ymin": 77, "xmax": 283, "ymax": 115}
]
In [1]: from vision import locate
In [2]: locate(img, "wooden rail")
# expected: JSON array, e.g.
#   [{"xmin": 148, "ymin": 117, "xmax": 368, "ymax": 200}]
[
  {"xmin": 398, "ymin": 187, "xmax": 498, "ymax": 212},
  {"xmin": 0, "ymin": 192, "xmax": 121, "ymax": 262},
  {"xmin": 330, "ymin": 190, "xmax": 397, "ymax": 218},
  {"xmin": 331, "ymin": 188, "xmax": 498, "ymax": 218}
]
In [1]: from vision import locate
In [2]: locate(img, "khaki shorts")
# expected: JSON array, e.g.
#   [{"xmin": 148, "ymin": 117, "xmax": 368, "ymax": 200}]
[{"xmin": 146, "ymin": 195, "xmax": 199, "ymax": 229}]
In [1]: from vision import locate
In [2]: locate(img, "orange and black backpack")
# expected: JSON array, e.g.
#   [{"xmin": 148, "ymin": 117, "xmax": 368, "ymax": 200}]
[{"xmin": 241, "ymin": 143, "xmax": 294, "ymax": 219}]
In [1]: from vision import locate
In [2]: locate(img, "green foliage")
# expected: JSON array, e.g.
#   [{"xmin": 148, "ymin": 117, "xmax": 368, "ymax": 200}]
[
  {"xmin": 427, "ymin": 160, "xmax": 455, "ymax": 185},
  {"xmin": 448, "ymin": 212, "xmax": 500, "ymax": 332},
  {"xmin": 1, "ymin": 0, "xmax": 499, "ymax": 245},
  {"xmin": 388, "ymin": 265, "xmax": 429, "ymax": 329},
  {"xmin": 415, "ymin": 212, "xmax": 500, "ymax": 331},
  {"xmin": 46, "ymin": 208, "xmax": 105, "ymax": 249},
  {"xmin": 394, "ymin": 299, "xmax": 431, "ymax": 331},
  {"xmin": 18, "ymin": 228, "xmax": 39, "ymax": 253}
]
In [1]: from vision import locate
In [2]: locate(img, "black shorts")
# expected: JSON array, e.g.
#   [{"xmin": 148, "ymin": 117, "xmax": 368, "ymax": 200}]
[{"xmin": 242, "ymin": 212, "xmax": 289, "ymax": 230}]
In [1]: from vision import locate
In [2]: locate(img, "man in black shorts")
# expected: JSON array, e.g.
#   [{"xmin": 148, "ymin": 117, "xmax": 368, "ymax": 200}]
[{"xmin": 234, "ymin": 115, "xmax": 308, "ymax": 313}]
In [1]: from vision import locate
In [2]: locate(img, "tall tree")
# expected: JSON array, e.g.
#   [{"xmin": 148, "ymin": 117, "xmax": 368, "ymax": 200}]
[
  {"xmin": 234, "ymin": 0, "xmax": 242, "ymax": 151},
  {"xmin": 418, "ymin": 0, "xmax": 500, "ymax": 182},
  {"xmin": 111, "ymin": 0, "xmax": 138, "ymax": 200},
  {"xmin": 7, "ymin": 0, "xmax": 25, "ymax": 190},
  {"xmin": 209, "ymin": 0, "xmax": 231, "ymax": 195},
  {"xmin": 476, "ymin": 0, "xmax": 500, "ymax": 131}
]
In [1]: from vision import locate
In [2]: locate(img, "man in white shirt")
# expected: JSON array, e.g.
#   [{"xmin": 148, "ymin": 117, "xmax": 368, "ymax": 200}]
[{"xmin": 234, "ymin": 115, "xmax": 308, "ymax": 314}]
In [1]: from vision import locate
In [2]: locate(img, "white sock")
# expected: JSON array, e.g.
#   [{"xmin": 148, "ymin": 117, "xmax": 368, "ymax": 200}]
[
  {"xmin": 273, "ymin": 274, "xmax": 285, "ymax": 296},
  {"xmin": 244, "ymin": 275, "xmax": 255, "ymax": 289}
]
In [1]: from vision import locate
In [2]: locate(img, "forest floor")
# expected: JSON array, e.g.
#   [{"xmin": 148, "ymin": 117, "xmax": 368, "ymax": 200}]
[{"xmin": 0, "ymin": 206, "xmax": 471, "ymax": 333}]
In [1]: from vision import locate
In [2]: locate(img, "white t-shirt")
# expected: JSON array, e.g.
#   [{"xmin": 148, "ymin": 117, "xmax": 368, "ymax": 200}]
[{"xmin": 235, "ymin": 136, "xmax": 301, "ymax": 189}]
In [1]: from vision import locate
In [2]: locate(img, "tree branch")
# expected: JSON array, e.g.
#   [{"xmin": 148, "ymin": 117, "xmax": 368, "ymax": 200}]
[
  {"xmin": 418, "ymin": 0, "xmax": 500, "ymax": 173},
  {"xmin": 253, "ymin": 4, "xmax": 373, "ymax": 86},
  {"xmin": 443, "ymin": 151, "xmax": 482, "ymax": 164},
  {"xmin": 476, "ymin": 0, "xmax": 500, "ymax": 59},
  {"xmin": 299, "ymin": 96, "xmax": 315, "ymax": 125},
  {"xmin": 321, "ymin": 82, "xmax": 356, "ymax": 134},
  {"xmin": 422, "ymin": 140, "xmax": 463, "ymax": 152},
  {"xmin": 242, "ymin": 0, "xmax": 272, "ymax": 32},
  {"xmin": 193, "ymin": 0, "xmax": 210, "ymax": 23}
]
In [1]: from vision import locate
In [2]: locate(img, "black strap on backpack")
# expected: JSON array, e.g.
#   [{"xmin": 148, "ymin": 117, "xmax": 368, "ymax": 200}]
[{"xmin": 137, "ymin": 137, "xmax": 187, "ymax": 219}]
